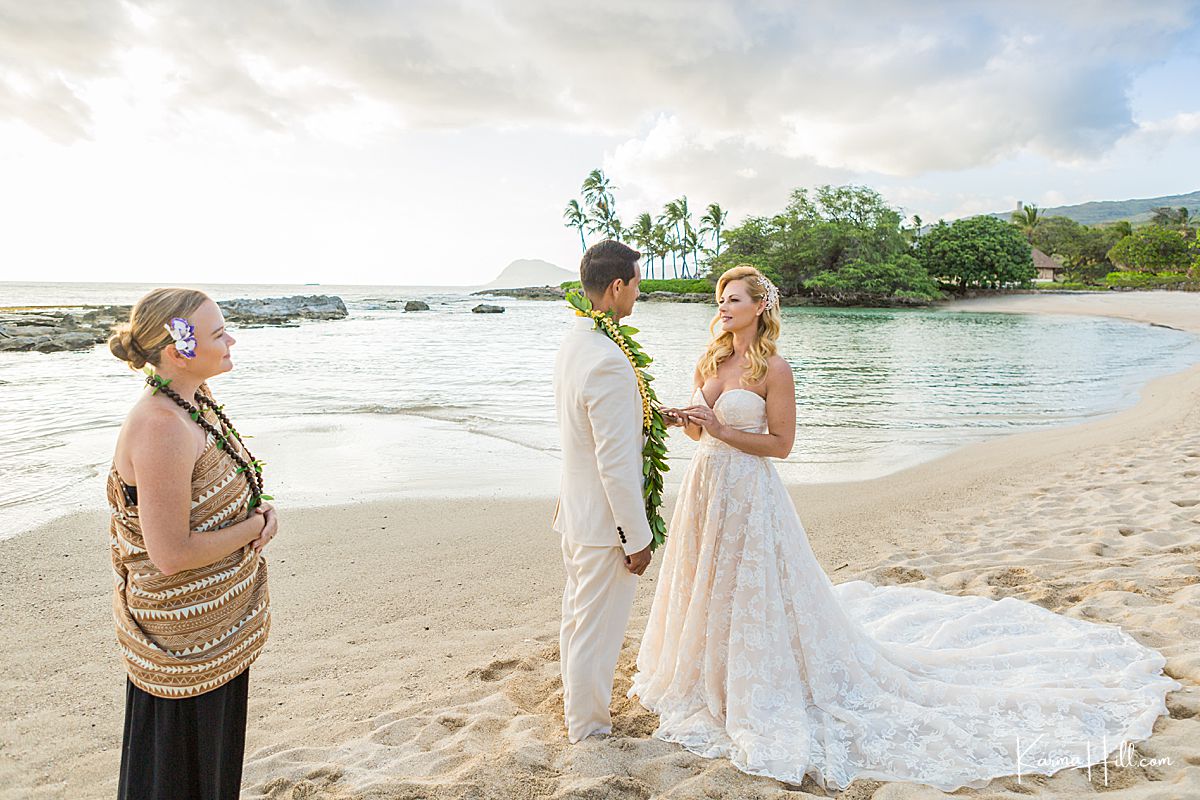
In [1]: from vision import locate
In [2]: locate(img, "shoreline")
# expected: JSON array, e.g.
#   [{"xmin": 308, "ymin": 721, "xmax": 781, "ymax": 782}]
[{"xmin": 3, "ymin": 292, "xmax": 1200, "ymax": 798}]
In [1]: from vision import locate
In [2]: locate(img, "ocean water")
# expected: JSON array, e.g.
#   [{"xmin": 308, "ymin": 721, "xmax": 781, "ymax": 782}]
[{"xmin": 2, "ymin": 280, "xmax": 1199, "ymax": 539}]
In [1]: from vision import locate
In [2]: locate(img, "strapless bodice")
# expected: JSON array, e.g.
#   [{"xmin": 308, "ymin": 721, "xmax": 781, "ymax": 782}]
[{"xmin": 692, "ymin": 387, "xmax": 767, "ymax": 436}]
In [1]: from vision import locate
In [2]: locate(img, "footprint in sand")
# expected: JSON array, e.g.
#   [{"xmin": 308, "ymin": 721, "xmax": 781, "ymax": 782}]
[
  {"xmin": 1171, "ymin": 499, "xmax": 1200, "ymax": 508},
  {"xmin": 986, "ymin": 567, "xmax": 1033, "ymax": 588},
  {"xmin": 467, "ymin": 657, "xmax": 533, "ymax": 682}
]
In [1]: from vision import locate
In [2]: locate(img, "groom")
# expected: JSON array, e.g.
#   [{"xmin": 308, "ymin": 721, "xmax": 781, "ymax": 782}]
[{"xmin": 552, "ymin": 239, "xmax": 654, "ymax": 743}]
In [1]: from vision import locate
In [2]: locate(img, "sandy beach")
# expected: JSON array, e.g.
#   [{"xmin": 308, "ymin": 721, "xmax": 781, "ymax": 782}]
[{"xmin": 3, "ymin": 291, "xmax": 1200, "ymax": 799}]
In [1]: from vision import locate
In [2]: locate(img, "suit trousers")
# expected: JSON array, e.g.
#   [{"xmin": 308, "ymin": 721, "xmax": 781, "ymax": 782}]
[{"xmin": 559, "ymin": 534, "xmax": 638, "ymax": 743}]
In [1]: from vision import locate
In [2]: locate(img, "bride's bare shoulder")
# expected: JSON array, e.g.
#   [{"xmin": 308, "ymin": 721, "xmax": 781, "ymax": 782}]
[{"xmin": 766, "ymin": 354, "xmax": 793, "ymax": 378}]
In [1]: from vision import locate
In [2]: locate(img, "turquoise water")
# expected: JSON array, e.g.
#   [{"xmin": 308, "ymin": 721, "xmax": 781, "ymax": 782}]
[{"xmin": 2, "ymin": 281, "xmax": 1199, "ymax": 539}]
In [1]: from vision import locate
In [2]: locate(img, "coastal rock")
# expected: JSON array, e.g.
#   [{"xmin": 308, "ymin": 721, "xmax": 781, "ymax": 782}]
[
  {"xmin": 405, "ymin": 301, "xmax": 430, "ymax": 312},
  {"xmin": 0, "ymin": 296, "xmax": 349, "ymax": 354},
  {"xmin": 472, "ymin": 304, "xmax": 506, "ymax": 314},
  {"xmin": 642, "ymin": 291, "xmax": 711, "ymax": 303},
  {"xmin": 0, "ymin": 306, "xmax": 128, "ymax": 353},
  {"xmin": 474, "ymin": 286, "xmax": 565, "ymax": 300},
  {"xmin": 217, "ymin": 295, "xmax": 348, "ymax": 325}
]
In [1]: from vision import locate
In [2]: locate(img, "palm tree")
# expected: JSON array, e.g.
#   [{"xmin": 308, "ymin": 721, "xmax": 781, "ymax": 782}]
[
  {"xmin": 562, "ymin": 199, "xmax": 588, "ymax": 252},
  {"xmin": 1011, "ymin": 204, "xmax": 1042, "ymax": 242},
  {"xmin": 651, "ymin": 223, "xmax": 671, "ymax": 280},
  {"xmin": 682, "ymin": 225, "xmax": 700, "ymax": 278},
  {"xmin": 581, "ymin": 169, "xmax": 616, "ymax": 213},
  {"xmin": 1150, "ymin": 206, "xmax": 1177, "ymax": 226},
  {"xmin": 662, "ymin": 209, "xmax": 681, "ymax": 278},
  {"xmin": 678, "ymin": 197, "xmax": 695, "ymax": 277},
  {"xmin": 629, "ymin": 213, "xmax": 657, "ymax": 278},
  {"xmin": 911, "ymin": 214, "xmax": 923, "ymax": 240},
  {"xmin": 587, "ymin": 196, "xmax": 622, "ymax": 241},
  {"xmin": 663, "ymin": 198, "xmax": 692, "ymax": 278},
  {"xmin": 700, "ymin": 202, "xmax": 728, "ymax": 257}
]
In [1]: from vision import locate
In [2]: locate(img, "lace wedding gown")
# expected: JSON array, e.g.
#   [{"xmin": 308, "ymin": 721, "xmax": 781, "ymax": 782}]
[{"xmin": 628, "ymin": 388, "xmax": 1179, "ymax": 792}]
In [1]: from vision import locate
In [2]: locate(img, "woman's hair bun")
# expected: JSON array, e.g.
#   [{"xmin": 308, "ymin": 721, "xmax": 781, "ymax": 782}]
[{"xmin": 108, "ymin": 325, "xmax": 148, "ymax": 369}]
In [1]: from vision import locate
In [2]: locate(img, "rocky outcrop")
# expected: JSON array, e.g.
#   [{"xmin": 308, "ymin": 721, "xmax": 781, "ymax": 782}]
[
  {"xmin": 642, "ymin": 291, "xmax": 711, "ymax": 303},
  {"xmin": 0, "ymin": 295, "xmax": 348, "ymax": 353},
  {"xmin": 217, "ymin": 295, "xmax": 348, "ymax": 326},
  {"xmin": 474, "ymin": 287, "xmax": 565, "ymax": 300},
  {"xmin": 471, "ymin": 304, "xmax": 506, "ymax": 314},
  {"xmin": 0, "ymin": 305, "xmax": 131, "ymax": 353},
  {"xmin": 405, "ymin": 300, "xmax": 430, "ymax": 312}
]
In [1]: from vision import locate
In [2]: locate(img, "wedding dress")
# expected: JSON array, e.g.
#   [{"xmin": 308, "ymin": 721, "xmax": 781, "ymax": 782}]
[{"xmin": 628, "ymin": 388, "xmax": 1179, "ymax": 792}]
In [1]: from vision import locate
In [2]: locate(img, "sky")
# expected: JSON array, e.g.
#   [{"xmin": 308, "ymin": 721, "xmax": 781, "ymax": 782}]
[{"xmin": 0, "ymin": 1, "xmax": 1197, "ymax": 287}]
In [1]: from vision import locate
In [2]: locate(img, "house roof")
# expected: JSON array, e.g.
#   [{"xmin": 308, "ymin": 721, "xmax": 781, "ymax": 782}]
[{"xmin": 1032, "ymin": 247, "xmax": 1063, "ymax": 271}]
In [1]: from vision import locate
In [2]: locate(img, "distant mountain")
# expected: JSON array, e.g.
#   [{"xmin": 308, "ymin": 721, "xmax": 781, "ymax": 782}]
[
  {"xmin": 989, "ymin": 190, "xmax": 1200, "ymax": 226},
  {"xmin": 482, "ymin": 259, "xmax": 577, "ymax": 289}
]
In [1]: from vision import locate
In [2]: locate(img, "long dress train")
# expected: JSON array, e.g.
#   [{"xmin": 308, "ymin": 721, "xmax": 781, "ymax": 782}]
[{"xmin": 629, "ymin": 388, "xmax": 1179, "ymax": 792}]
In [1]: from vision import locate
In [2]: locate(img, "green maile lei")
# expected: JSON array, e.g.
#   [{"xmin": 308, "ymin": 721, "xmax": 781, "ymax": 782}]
[
  {"xmin": 566, "ymin": 290, "xmax": 668, "ymax": 551},
  {"xmin": 142, "ymin": 366, "xmax": 273, "ymax": 510}
]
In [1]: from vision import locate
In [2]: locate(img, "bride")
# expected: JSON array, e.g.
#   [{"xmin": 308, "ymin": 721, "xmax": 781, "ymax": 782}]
[{"xmin": 628, "ymin": 265, "xmax": 1180, "ymax": 792}]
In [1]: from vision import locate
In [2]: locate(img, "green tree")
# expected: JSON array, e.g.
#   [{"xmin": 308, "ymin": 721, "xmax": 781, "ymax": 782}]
[
  {"xmin": 700, "ymin": 202, "xmax": 728, "ymax": 257},
  {"xmin": 581, "ymin": 169, "xmax": 615, "ymax": 212},
  {"xmin": 804, "ymin": 254, "xmax": 940, "ymax": 304},
  {"xmin": 628, "ymin": 213, "xmax": 657, "ymax": 278},
  {"xmin": 1149, "ymin": 206, "xmax": 1192, "ymax": 234},
  {"xmin": 917, "ymin": 216, "xmax": 1035, "ymax": 289},
  {"xmin": 1032, "ymin": 216, "xmax": 1125, "ymax": 283},
  {"xmin": 1011, "ymin": 204, "xmax": 1042, "ymax": 242},
  {"xmin": 562, "ymin": 199, "xmax": 588, "ymax": 253},
  {"xmin": 662, "ymin": 197, "xmax": 695, "ymax": 278},
  {"xmin": 650, "ymin": 223, "xmax": 672, "ymax": 279},
  {"xmin": 710, "ymin": 185, "xmax": 923, "ymax": 299},
  {"xmin": 1107, "ymin": 227, "xmax": 1193, "ymax": 272},
  {"xmin": 660, "ymin": 202, "xmax": 683, "ymax": 278},
  {"xmin": 586, "ymin": 196, "xmax": 622, "ymax": 241}
]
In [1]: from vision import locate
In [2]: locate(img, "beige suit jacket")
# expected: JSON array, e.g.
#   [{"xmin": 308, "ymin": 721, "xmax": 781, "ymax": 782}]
[{"xmin": 552, "ymin": 316, "xmax": 653, "ymax": 555}]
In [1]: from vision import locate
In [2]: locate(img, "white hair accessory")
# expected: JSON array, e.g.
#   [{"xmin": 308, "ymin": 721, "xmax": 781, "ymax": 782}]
[{"xmin": 755, "ymin": 275, "xmax": 780, "ymax": 310}]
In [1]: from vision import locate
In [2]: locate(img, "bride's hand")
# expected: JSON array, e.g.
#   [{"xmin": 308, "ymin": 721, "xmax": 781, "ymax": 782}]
[
  {"xmin": 659, "ymin": 407, "xmax": 688, "ymax": 428},
  {"xmin": 682, "ymin": 405, "xmax": 726, "ymax": 438}
]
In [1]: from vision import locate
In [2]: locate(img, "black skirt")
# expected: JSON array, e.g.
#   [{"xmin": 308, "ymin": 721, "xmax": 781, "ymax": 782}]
[{"xmin": 117, "ymin": 669, "xmax": 250, "ymax": 800}]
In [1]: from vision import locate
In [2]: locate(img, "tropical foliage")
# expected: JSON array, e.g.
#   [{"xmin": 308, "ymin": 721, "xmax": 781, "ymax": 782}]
[
  {"xmin": 564, "ymin": 175, "xmax": 1200, "ymax": 302},
  {"xmin": 710, "ymin": 185, "xmax": 944, "ymax": 303},
  {"xmin": 561, "ymin": 278, "xmax": 712, "ymax": 294},
  {"xmin": 917, "ymin": 216, "xmax": 1036, "ymax": 289},
  {"xmin": 562, "ymin": 169, "xmax": 728, "ymax": 280}
]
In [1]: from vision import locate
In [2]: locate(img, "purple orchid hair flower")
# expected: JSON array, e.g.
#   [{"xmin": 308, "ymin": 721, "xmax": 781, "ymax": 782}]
[{"xmin": 164, "ymin": 317, "xmax": 197, "ymax": 359}]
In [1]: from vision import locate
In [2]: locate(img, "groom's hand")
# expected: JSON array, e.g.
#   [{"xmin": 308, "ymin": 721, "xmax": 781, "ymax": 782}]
[
  {"xmin": 625, "ymin": 544, "xmax": 652, "ymax": 576},
  {"xmin": 660, "ymin": 408, "xmax": 687, "ymax": 428}
]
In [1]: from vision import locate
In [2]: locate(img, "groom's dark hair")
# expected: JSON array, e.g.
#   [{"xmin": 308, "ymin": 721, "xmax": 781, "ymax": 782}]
[{"xmin": 580, "ymin": 240, "xmax": 640, "ymax": 297}]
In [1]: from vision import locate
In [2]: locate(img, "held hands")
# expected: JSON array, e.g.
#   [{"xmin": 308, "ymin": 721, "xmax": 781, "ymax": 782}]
[
  {"xmin": 659, "ymin": 407, "xmax": 688, "ymax": 428},
  {"xmin": 252, "ymin": 502, "xmax": 279, "ymax": 552},
  {"xmin": 679, "ymin": 405, "xmax": 727, "ymax": 439},
  {"xmin": 625, "ymin": 544, "xmax": 652, "ymax": 576}
]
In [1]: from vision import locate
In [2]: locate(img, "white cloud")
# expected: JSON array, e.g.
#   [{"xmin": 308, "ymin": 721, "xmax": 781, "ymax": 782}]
[
  {"xmin": 0, "ymin": 0, "xmax": 1197, "ymax": 281},
  {"xmin": 2, "ymin": 0, "xmax": 1195, "ymax": 165}
]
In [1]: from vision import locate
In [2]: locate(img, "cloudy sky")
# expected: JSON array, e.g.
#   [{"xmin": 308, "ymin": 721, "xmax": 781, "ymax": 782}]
[{"xmin": 1, "ymin": 1, "xmax": 1197, "ymax": 286}]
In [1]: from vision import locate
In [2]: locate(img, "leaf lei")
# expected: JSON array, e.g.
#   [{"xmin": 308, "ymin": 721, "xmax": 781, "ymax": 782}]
[
  {"xmin": 566, "ymin": 290, "xmax": 669, "ymax": 551},
  {"xmin": 142, "ymin": 366, "xmax": 272, "ymax": 509}
]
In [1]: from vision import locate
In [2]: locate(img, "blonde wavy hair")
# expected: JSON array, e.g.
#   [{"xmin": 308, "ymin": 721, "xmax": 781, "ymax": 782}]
[
  {"xmin": 698, "ymin": 265, "xmax": 782, "ymax": 385},
  {"xmin": 108, "ymin": 288, "xmax": 211, "ymax": 370}
]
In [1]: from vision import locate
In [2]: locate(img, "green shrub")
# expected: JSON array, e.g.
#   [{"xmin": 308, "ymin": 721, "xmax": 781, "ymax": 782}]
[
  {"xmin": 560, "ymin": 278, "xmax": 712, "ymax": 294},
  {"xmin": 1103, "ymin": 271, "xmax": 1192, "ymax": 289},
  {"xmin": 803, "ymin": 254, "xmax": 941, "ymax": 303}
]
